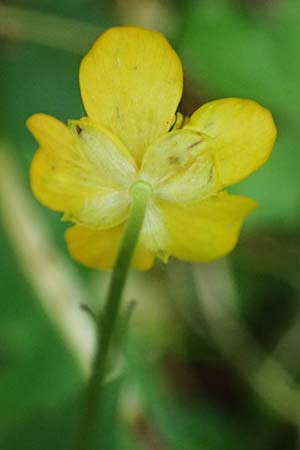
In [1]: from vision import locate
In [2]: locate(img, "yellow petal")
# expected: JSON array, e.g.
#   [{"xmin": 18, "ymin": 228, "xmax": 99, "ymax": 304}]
[
  {"xmin": 27, "ymin": 114, "xmax": 137, "ymax": 228},
  {"xmin": 140, "ymin": 129, "xmax": 219, "ymax": 203},
  {"xmin": 185, "ymin": 98, "xmax": 277, "ymax": 186},
  {"xmin": 79, "ymin": 26, "xmax": 183, "ymax": 165},
  {"xmin": 65, "ymin": 224, "xmax": 154, "ymax": 271},
  {"xmin": 159, "ymin": 192, "xmax": 257, "ymax": 262},
  {"xmin": 170, "ymin": 111, "xmax": 187, "ymax": 130},
  {"xmin": 62, "ymin": 190, "xmax": 132, "ymax": 229},
  {"xmin": 140, "ymin": 200, "xmax": 171, "ymax": 262}
]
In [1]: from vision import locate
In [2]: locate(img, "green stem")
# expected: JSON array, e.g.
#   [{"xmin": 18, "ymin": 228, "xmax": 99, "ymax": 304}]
[{"xmin": 75, "ymin": 180, "xmax": 152, "ymax": 450}]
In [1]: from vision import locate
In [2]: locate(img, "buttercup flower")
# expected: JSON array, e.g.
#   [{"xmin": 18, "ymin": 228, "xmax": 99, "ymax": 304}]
[{"xmin": 27, "ymin": 26, "xmax": 277, "ymax": 271}]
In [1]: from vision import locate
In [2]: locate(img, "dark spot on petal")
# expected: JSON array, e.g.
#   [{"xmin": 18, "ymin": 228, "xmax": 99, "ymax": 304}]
[
  {"xmin": 75, "ymin": 125, "xmax": 82, "ymax": 135},
  {"xmin": 168, "ymin": 155, "xmax": 180, "ymax": 165},
  {"xmin": 187, "ymin": 139, "xmax": 203, "ymax": 150}
]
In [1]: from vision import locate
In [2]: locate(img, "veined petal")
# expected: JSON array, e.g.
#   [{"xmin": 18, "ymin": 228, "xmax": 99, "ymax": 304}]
[
  {"xmin": 65, "ymin": 224, "xmax": 154, "ymax": 271},
  {"xmin": 140, "ymin": 200, "xmax": 171, "ymax": 262},
  {"xmin": 27, "ymin": 114, "xmax": 137, "ymax": 227},
  {"xmin": 79, "ymin": 26, "xmax": 183, "ymax": 165},
  {"xmin": 69, "ymin": 118, "xmax": 137, "ymax": 186},
  {"xmin": 159, "ymin": 192, "xmax": 257, "ymax": 262},
  {"xmin": 63, "ymin": 190, "xmax": 131, "ymax": 229},
  {"xmin": 140, "ymin": 129, "xmax": 219, "ymax": 203},
  {"xmin": 185, "ymin": 98, "xmax": 277, "ymax": 187}
]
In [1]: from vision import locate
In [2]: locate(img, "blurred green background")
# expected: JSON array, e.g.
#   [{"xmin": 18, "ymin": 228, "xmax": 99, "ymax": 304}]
[{"xmin": 1, "ymin": 0, "xmax": 300, "ymax": 449}]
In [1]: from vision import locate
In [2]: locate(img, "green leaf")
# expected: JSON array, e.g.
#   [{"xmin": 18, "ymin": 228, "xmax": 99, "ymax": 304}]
[{"xmin": 0, "ymin": 226, "xmax": 82, "ymax": 443}]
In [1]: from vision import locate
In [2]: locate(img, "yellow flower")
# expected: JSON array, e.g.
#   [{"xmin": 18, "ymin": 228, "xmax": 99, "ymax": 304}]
[{"xmin": 27, "ymin": 26, "xmax": 277, "ymax": 271}]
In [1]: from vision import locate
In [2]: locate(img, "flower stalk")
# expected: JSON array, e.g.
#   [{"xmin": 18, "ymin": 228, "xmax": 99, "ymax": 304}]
[{"xmin": 75, "ymin": 180, "xmax": 152, "ymax": 450}]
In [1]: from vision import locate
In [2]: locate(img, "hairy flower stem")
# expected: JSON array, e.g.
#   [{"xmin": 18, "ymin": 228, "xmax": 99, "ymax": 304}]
[{"xmin": 75, "ymin": 181, "xmax": 152, "ymax": 450}]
